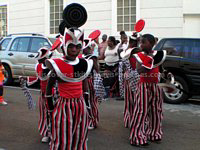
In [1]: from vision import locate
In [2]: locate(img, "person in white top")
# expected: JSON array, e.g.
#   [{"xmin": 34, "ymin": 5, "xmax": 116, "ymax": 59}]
[
  {"xmin": 118, "ymin": 31, "xmax": 128, "ymax": 55},
  {"xmin": 103, "ymin": 36, "xmax": 121, "ymax": 98}
]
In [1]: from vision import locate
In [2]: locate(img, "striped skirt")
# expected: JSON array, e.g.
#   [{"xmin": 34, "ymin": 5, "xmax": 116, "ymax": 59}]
[
  {"xmin": 50, "ymin": 96, "xmax": 88, "ymax": 150},
  {"xmin": 130, "ymin": 82, "xmax": 163, "ymax": 145},
  {"xmin": 123, "ymin": 79, "xmax": 135, "ymax": 128},
  {"xmin": 38, "ymin": 94, "xmax": 49, "ymax": 137},
  {"xmin": 88, "ymin": 77, "xmax": 99, "ymax": 128}
]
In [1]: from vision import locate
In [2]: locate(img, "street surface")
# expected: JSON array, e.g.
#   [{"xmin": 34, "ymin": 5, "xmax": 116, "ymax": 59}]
[{"xmin": 0, "ymin": 86, "xmax": 200, "ymax": 150}]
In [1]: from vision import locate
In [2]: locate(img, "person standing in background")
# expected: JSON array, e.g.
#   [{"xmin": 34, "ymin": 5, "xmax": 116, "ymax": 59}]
[
  {"xmin": 92, "ymin": 36, "xmax": 100, "ymax": 57},
  {"xmin": 103, "ymin": 36, "xmax": 121, "ymax": 98},
  {"xmin": 118, "ymin": 31, "xmax": 128, "ymax": 56},
  {"xmin": 98, "ymin": 34, "xmax": 108, "ymax": 60},
  {"xmin": 0, "ymin": 60, "xmax": 7, "ymax": 105}
]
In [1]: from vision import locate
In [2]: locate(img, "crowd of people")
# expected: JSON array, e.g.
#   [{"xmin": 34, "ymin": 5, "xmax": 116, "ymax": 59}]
[{"xmin": 0, "ymin": 3, "xmax": 170, "ymax": 150}]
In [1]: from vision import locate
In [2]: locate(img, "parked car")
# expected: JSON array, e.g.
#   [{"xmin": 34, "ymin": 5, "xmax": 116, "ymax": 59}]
[
  {"xmin": 0, "ymin": 33, "xmax": 62, "ymax": 85},
  {"xmin": 154, "ymin": 38, "xmax": 200, "ymax": 104}
]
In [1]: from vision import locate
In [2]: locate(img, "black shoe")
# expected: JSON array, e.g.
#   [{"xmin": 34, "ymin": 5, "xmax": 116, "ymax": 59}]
[
  {"xmin": 150, "ymin": 139, "xmax": 162, "ymax": 144},
  {"xmin": 115, "ymin": 97, "xmax": 124, "ymax": 101}
]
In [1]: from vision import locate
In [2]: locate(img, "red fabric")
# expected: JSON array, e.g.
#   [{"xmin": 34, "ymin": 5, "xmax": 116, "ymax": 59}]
[
  {"xmin": 36, "ymin": 64, "xmax": 43, "ymax": 78},
  {"xmin": 58, "ymin": 82, "xmax": 82, "ymax": 98},
  {"xmin": 53, "ymin": 59, "xmax": 74, "ymax": 78},
  {"xmin": 129, "ymin": 57, "xmax": 136, "ymax": 69},
  {"xmin": 140, "ymin": 67, "xmax": 159, "ymax": 83},
  {"xmin": 78, "ymin": 54, "xmax": 83, "ymax": 58},
  {"xmin": 52, "ymin": 58, "xmax": 83, "ymax": 98},
  {"xmin": 65, "ymin": 33, "xmax": 73, "ymax": 45},
  {"xmin": 137, "ymin": 52, "xmax": 153, "ymax": 69}
]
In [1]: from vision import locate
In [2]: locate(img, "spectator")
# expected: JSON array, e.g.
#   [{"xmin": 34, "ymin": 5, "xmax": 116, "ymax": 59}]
[
  {"xmin": 119, "ymin": 31, "xmax": 128, "ymax": 52},
  {"xmin": 98, "ymin": 34, "xmax": 108, "ymax": 60},
  {"xmin": 0, "ymin": 60, "xmax": 7, "ymax": 105},
  {"xmin": 92, "ymin": 36, "xmax": 100, "ymax": 57},
  {"xmin": 103, "ymin": 36, "xmax": 121, "ymax": 98}
]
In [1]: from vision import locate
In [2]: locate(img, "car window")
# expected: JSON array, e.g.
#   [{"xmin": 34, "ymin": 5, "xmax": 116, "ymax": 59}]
[
  {"xmin": 17, "ymin": 38, "xmax": 30, "ymax": 52},
  {"xmin": 182, "ymin": 40, "xmax": 195, "ymax": 58},
  {"xmin": 10, "ymin": 38, "xmax": 20, "ymax": 51},
  {"xmin": 10, "ymin": 38, "xmax": 30, "ymax": 52},
  {"xmin": 184, "ymin": 40, "xmax": 200, "ymax": 59},
  {"xmin": 193, "ymin": 40, "xmax": 200, "ymax": 59},
  {"xmin": 0, "ymin": 38, "xmax": 11, "ymax": 51},
  {"xmin": 182, "ymin": 40, "xmax": 200, "ymax": 59},
  {"xmin": 30, "ymin": 38, "xmax": 51, "ymax": 53},
  {"xmin": 162, "ymin": 40, "xmax": 184, "ymax": 56}
]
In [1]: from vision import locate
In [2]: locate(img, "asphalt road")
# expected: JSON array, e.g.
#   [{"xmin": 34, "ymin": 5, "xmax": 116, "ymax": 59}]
[{"xmin": 0, "ymin": 87, "xmax": 200, "ymax": 150}]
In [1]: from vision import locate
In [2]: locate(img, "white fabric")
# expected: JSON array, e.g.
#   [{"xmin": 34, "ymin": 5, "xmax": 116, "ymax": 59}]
[{"xmin": 104, "ymin": 44, "xmax": 120, "ymax": 66}]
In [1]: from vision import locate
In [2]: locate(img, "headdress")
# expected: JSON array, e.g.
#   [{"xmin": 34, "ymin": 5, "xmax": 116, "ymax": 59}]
[{"xmin": 60, "ymin": 3, "xmax": 88, "ymax": 56}]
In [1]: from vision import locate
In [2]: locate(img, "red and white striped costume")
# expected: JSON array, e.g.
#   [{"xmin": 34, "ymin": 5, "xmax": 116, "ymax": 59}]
[
  {"xmin": 130, "ymin": 51, "xmax": 165, "ymax": 145},
  {"xmin": 80, "ymin": 53, "xmax": 101, "ymax": 129},
  {"xmin": 35, "ymin": 63, "xmax": 51, "ymax": 137},
  {"xmin": 87, "ymin": 76, "xmax": 99, "ymax": 128},
  {"xmin": 47, "ymin": 57, "xmax": 93, "ymax": 150},
  {"xmin": 123, "ymin": 57, "xmax": 139, "ymax": 128}
]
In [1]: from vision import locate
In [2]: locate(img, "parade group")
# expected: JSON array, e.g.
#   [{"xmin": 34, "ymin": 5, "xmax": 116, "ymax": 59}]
[{"xmin": 0, "ymin": 3, "xmax": 173, "ymax": 150}]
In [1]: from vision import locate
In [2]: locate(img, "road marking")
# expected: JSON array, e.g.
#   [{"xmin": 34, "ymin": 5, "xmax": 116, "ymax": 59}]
[{"xmin": 4, "ymin": 86, "xmax": 40, "ymax": 92}]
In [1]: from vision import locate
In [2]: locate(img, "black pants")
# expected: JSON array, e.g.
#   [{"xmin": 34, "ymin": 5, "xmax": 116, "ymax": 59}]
[{"xmin": 0, "ymin": 85, "xmax": 3, "ymax": 96}]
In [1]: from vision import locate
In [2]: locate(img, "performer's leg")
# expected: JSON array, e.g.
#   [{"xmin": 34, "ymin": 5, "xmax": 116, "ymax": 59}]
[
  {"xmin": 147, "ymin": 84, "xmax": 163, "ymax": 141},
  {"xmin": 50, "ymin": 97, "xmax": 88, "ymax": 150},
  {"xmin": 0, "ymin": 83, "xmax": 6, "ymax": 105},
  {"xmin": 124, "ymin": 80, "xmax": 130, "ymax": 128},
  {"xmin": 38, "ymin": 94, "xmax": 49, "ymax": 140},
  {"xmin": 130, "ymin": 83, "xmax": 149, "ymax": 146},
  {"xmin": 88, "ymin": 78, "xmax": 99, "ymax": 129}
]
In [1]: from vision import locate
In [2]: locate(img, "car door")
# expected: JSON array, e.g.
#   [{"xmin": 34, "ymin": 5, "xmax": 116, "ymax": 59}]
[
  {"xmin": 179, "ymin": 39, "xmax": 200, "ymax": 88},
  {"xmin": 6, "ymin": 37, "xmax": 31, "ymax": 76},
  {"xmin": 24, "ymin": 37, "xmax": 51, "ymax": 76}
]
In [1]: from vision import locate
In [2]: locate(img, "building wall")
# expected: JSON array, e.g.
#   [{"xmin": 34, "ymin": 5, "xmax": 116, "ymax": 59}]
[
  {"xmin": 140, "ymin": 0, "xmax": 183, "ymax": 39},
  {"xmin": 4, "ymin": 0, "xmax": 200, "ymax": 38},
  {"xmin": 183, "ymin": 0, "xmax": 200, "ymax": 38},
  {"xmin": 64, "ymin": 0, "xmax": 112, "ymax": 37},
  {"xmin": 8, "ymin": 0, "xmax": 46, "ymax": 35}
]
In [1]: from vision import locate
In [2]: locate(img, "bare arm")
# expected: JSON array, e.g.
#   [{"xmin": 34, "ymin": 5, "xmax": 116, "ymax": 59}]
[
  {"xmin": 45, "ymin": 59, "xmax": 56, "ymax": 111},
  {"xmin": 82, "ymin": 78, "xmax": 90, "ymax": 108},
  {"xmin": 46, "ymin": 70, "xmax": 56, "ymax": 111},
  {"xmin": 92, "ymin": 57, "xmax": 99, "ymax": 73}
]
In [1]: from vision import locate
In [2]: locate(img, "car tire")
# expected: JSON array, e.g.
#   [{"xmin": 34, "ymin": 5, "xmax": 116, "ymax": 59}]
[
  {"xmin": 3, "ymin": 64, "xmax": 13, "ymax": 85},
  {"xmin": 163, "ymin": 75, "xmax": 189, "ymax": 104}
]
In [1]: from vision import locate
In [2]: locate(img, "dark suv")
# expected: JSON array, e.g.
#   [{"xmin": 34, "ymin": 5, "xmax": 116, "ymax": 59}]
[{"xmin": 154, "ymin": 38, "xmax": 200, "ymax": 104}]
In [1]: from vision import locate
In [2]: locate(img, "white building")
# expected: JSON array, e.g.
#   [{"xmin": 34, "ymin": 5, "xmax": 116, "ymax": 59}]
[{"xmin": 0, "ymin": 0, "xmax": 200, "ymax": 39}]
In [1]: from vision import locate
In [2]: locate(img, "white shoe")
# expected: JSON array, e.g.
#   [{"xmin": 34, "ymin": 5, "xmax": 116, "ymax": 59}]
[
  {"xmin": 0, "ymin": 101, "xmax": 7, "ymax": 105},
  {"xmin": 88, "ymin": 126, "xmax": 94, "ymax": 130},
  {"xmin": 88, "ymin": 125, "xmax": 95, "ymax": 130},
  {"xmin": 41, "ymin": 136, "xmax": 49, "ymax": 143}
]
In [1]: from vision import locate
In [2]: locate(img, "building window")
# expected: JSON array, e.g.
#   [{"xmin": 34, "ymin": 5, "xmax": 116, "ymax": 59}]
[
  {"xmin": 0, "ymin": 5, "xmax": 7, "ymax": 37},
  {"xmin": 50, "ymin": 0, "xmax": 63, "ymax": 34},
  {"xmin": 117, "ymin": 0, "xmax": 136, "ymax": 32}
]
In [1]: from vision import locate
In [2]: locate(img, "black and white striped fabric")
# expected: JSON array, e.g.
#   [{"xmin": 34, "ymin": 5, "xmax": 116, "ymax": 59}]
[
  {"xmin": 119, "ymin": 59, "xmax": 140, "ymax": 97},
  {"xmin": 93, "ymin": 70, "xmax": 105, "ymax": 101},
  {"xmin": 19, "ymin": 78, "xmax": 36, "ymax": 110}
]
